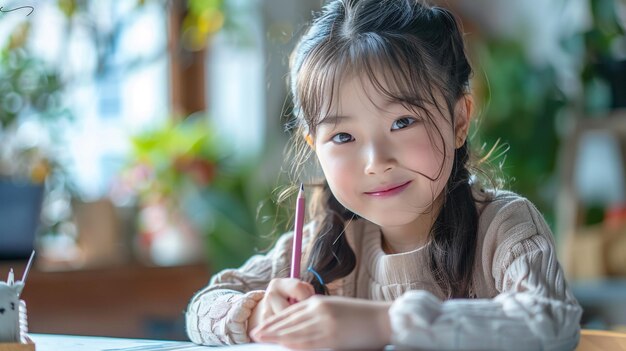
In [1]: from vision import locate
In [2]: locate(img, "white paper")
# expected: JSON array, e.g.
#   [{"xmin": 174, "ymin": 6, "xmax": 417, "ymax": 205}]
[{"xmin": 31, "ymin": 334, "xmax": 299, "ymax": 351}]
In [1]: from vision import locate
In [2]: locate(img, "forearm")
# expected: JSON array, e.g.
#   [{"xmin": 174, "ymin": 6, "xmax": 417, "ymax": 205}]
[
  {"xmin": 389, "ymin": 290, "xmax": 581, "ymax": 350},
  {"xmin": 186, "ymin": 289, "xmax": 264, "ymax": 345},
  {"xmin": 374, "ymin": 300, "xmax": 393, "ymax": 346}
]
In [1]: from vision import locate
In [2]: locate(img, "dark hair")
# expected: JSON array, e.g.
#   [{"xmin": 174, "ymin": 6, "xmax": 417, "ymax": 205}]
[{"xmin": 285, "ymin": 0, "xmax": 481, "ymax": 298}]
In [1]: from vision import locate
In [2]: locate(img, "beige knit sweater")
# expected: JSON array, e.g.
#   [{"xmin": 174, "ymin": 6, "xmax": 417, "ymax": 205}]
[{"xmin": 186, "ymin": 189, "xmax": 582, "ymax": 350}]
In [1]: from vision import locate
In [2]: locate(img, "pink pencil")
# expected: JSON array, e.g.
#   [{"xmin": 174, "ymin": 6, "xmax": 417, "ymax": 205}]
[{"xmin": 291, "ymin": 183, "xmax": 305, "ymax": 279}]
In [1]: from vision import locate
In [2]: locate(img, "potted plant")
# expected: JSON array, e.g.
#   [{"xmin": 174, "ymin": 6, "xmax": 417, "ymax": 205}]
[
  {"xmin": 117, "ymin": 116, "xmax": 269, "ymax": 270},
  {"xmin": 0, "ymin": 31, "xmax": 71, "ymax": 260}
]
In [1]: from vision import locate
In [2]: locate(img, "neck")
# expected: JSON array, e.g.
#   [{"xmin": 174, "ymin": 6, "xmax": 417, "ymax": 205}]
[
  {"xmin": 379, "ymin": 193, "xmax": 443, "ymax": 254},
  {"xmin": 381, "ymin": 229, "xmax": 429, "ymax": 254}
]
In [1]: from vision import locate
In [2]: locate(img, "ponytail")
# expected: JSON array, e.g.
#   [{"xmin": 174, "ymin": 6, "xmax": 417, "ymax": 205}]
[
  {"xmin": 428, "ymin": 142, "xmax": 477, "ymax": 298},
  {"xmin": 304, "ymin": 183, "xmax": 357, "ymax": 295}
]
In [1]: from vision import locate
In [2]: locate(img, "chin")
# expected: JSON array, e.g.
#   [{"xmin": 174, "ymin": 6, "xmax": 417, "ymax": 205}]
[{"xmin": 359, "ymin": 211, "xmax": 420, "ymax": 228}]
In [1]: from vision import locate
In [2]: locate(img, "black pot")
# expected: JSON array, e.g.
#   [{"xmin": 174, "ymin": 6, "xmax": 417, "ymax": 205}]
[
  {"xmin": 0, "ymin": 178, "xmax": 44, "ymax": 260},
  {"xmin": 597, "ymin": 59, "xmax": 626, "ymax": 109}
]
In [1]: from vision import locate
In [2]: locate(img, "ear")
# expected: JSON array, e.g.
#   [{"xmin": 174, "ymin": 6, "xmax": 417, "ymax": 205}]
[
  {"xmin": 304, "ymin": 133, "xmax": 315, "ymax": 150},
  {"xmin": 454, "ymin": 94, "xmax": 473, "ymax": 149},
  {"xmin": 13, "ymin": 282, "xmax": 23, "ymax": 297}
]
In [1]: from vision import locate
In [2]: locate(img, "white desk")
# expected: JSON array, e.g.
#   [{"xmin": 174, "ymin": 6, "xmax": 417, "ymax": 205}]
[
  {"xmin": 28, "ymin": 334, "xmax": 294, "ymax": 350},
  {"xmin": 24, "ymin": 330, "xmax": 626, "ymax": 350}
]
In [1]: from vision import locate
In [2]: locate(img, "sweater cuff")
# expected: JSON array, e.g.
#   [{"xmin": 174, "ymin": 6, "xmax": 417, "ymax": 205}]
[
  {"xmin": 225, "ymin": 290, "xmax": 265, "ymax": 344},
  {"xmin": 389, "ymin": 290, "xmax": 443, "ymax": 347}
]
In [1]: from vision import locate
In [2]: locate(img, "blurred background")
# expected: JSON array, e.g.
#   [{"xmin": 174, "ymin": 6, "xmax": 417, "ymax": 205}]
[{"xmin": 0, "ymin": 0, "xmax": 624, "ymax": 341}]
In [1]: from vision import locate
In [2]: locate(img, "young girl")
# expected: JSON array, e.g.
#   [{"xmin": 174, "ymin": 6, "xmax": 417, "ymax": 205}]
[{"xmin": 186, "ymin": 0, "xmax": 582, "ymax": 349}]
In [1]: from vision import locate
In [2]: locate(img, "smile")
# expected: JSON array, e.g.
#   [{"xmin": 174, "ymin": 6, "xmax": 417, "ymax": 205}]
[{"xmin": 364, "ymin": 181, "xmax": 412, "ymax": 197}]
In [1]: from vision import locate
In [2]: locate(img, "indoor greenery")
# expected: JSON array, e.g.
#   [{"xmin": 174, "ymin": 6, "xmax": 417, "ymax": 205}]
[
  {"xmin": 472, "ymin": 0, "xmax": 625, "ymax": 231},
  {"xmin": 0, "ymin": 21, "xmax": 75, "ymax": 257},
  {"xmin": 0, "ymin": 26, "xmax": 70, "ymax": 183},
  {"xmin": 577, "ymin": 0, "xmax": 626, "ymax": 114},
  {"xmin": 473, "ymin": 40, "xmax": 564, "ymax": 229},
  {"xmin": 123, "ymin": 116, "xmax": 274, "ymax": 270}
]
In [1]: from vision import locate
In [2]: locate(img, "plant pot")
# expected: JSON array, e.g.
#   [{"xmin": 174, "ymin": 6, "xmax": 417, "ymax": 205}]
[
  {"xmin": 597, "ymin": 59, "xmax": 626, "ymax": 109},
  {"xmin": 0, "ymin": 179, "xmax": 44, "ymax": 261},
  {"xmin": 134, "ymin": 200, "xmax": 204, "ymax": 267}
]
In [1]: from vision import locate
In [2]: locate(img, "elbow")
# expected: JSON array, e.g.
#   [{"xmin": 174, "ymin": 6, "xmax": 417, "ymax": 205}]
[
  {"xmin": 185, "ymin": 299, "xmax": 205, "ymax": 345},
  {"xmin": 523, "ymin": 299, "xmax": 583, "ymax": 350},
  {"xmin": 185, "ymin": 307, "xmax": 222, "ymax": 346}
]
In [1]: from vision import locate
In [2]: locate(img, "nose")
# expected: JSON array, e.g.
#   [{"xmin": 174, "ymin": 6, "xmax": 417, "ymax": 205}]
[{"xmin": 363, "ymin": 140, "xmax": 396, "ymax": 175}]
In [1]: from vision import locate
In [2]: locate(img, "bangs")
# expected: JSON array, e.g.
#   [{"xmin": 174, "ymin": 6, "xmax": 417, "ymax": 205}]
[{"xmin": 295, "ymin": 33, "xmax": 456, "ymax": 134}]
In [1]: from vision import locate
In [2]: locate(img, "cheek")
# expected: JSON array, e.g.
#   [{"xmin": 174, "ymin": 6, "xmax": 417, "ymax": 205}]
[
  {"xmin": 316, "ymin": 147, "xmax": 357, "ymax": 197},
  {"xmin": 400, "ymin": 129, "xmax": 452, "ymax": 179},
  {"xmin": 318, "ymin": 149, "xmax": 351, "ymax": 177}
]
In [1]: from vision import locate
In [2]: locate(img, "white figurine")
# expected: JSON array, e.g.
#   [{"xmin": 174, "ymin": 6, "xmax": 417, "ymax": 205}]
[
  {"xmin": 0, "ymin": 251, "xmax": 34, "ymax": 343},
  {"xmin": 0, "ymin": 275, "xmax": 24, "ymax": 342}
]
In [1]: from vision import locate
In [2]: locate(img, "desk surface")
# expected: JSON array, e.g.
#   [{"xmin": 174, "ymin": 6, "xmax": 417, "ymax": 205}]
[
  {"xmin": 19, "ymin": 330, "xmax": 626, "ymax": 351},
  {"xmin": 27, "ymin": 334, "xmax": 298, "ymax": 351}
]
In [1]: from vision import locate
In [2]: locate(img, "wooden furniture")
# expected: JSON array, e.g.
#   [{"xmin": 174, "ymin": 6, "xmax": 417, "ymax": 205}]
[
  {"xmin": 578, "ymin": 329, "xmax": 626, "ymax": 351},
  {"xmin": 557, "ymin": 110, "xmax": 626, "ymax": 330},
  {"xmin": 557, "ymin": 110, "xmax": 626, "ymax": 277},
  {"xmin": 0, "ymin": 340, "xmax": 34, "ymax": 351},
  {"xmin": 0, "ymin": 262, "xmax": 210, "ymax": 340}
]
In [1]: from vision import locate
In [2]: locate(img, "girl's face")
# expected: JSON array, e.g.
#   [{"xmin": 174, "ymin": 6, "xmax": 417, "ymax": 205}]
[{"xmin": 313, "ymin": 74, "xmax": 469, "ymax": 236}]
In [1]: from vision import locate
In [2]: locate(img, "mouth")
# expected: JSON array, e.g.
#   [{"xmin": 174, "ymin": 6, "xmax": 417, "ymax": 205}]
[{"xmin": 364, "ymin": 181, "xmax": 412, "ymax": 197}]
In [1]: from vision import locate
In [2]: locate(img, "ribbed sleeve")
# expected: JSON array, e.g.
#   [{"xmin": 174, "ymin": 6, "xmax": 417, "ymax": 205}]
[
  {"xmin": 186, "ymin": 290, "xmax": 264, "ymax": 345},
  {"xmin": 388, "ymin": 196, "xmax": 582, "ymax": 350},
  {"xmin": 185, "ymin": 229, "xmax": 297, "ymax": 345}
]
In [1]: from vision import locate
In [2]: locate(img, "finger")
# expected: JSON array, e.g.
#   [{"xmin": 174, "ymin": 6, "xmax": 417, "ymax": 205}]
[
  {"xmin": 258, "ymin": 305, "xmax": 313, "ymax": 337},
  {"xmin": 277, "ymin": 279, "xmax": 315, "ymax": 302},
  {"xmin": 252, "ymin": 301, "xmax": 309, "ymax": 336},
  {"xmin": 275, "ymin": 329, "xmax": 328, "ymax": 350},
  {"xmin": 260, "ymin": 322, "xmax": 324, "ymax": 345},
  {"xmin": 267, "ymin": 280, "xmax": 314, "ymax": 313},
  {"xmin": 250, "ymin": 309, "xmax": 308, "ymax": 338},
  {"xmin": 282, "ymin": 338, "xmax": 325, "ymax": 351},
  {"xmin": 265, "ymin": 317, "xmax": 319, "ymax": 339},
  {"xmin": 306, "ymin": 283, "xmax": 315, "ymax": 297},
  {"xmin": 267, "ymin": 291, "xmax": 290, "ymax": 315},
  {"xmin": 289, "ymin": 283, "xmax": 315, "ymax": 304}
]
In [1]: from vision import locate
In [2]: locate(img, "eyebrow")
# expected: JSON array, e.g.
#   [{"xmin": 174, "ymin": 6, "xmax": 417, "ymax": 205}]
[
  {"xmin": 318, "ymin": 115, "xmax": 352, "ymax": 125},
  {"xmin": 318, "ymin": 101, "xmax": 408, "ymax": 124}
]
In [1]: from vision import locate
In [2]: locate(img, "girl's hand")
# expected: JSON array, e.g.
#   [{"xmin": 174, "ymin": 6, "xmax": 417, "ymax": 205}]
[
  {"xmin": 247, "ymin": 278, "xmax": 315, "ymax": 338},
  {"xmin": 250, "ymin": 295, "xmax": 392, "ymax": 350}
]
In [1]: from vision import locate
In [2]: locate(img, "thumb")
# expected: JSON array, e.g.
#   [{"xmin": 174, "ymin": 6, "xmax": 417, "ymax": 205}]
[
  {"xmin": 283, "ymin": 279, "xmax": 315, "ymax": 302},
  {"xmin": 268, "ymin": 279, "xmax": 314, "ymax": 313}
]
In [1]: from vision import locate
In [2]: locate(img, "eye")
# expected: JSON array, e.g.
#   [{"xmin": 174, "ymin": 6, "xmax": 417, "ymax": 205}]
[
  {"xmin": 331, "ymin": 132, "xmax": 354, "ymax": 144},
  {"xmin": 391, "ymin": 116, "xmax": 417, "ymax": 130}
]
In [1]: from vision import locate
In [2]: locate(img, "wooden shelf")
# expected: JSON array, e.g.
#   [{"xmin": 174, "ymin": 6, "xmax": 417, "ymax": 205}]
[
  {"xmin": 0, "ymin": 341, "xmax": 35, "ymax": 351},
  {"xmin": 1, "ymin": 262, "xmax": 210, "ymax": 340}
]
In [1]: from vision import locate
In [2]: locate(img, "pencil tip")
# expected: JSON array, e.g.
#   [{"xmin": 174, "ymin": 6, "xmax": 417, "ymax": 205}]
[{"xmin": 300, "ymin": 183, "xmax": 304, "ymax": 192}]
